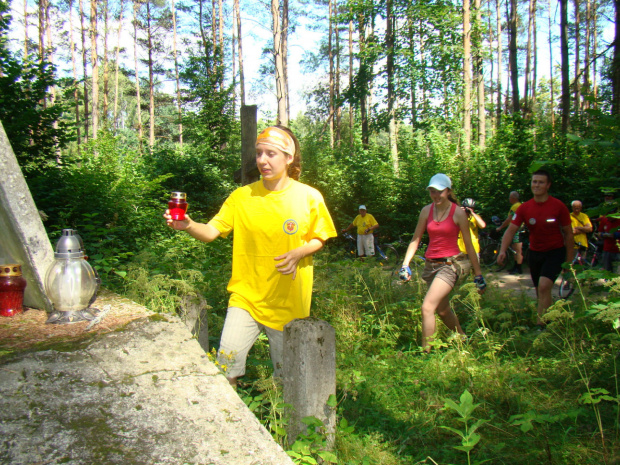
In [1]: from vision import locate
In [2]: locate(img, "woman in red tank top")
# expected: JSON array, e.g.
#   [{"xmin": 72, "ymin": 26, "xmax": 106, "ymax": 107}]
[{"xmin": 400, "ymin": 174, "xmax": 486, "ymax": 352}]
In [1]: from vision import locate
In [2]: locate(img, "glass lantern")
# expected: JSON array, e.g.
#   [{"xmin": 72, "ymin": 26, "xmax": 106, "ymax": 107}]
[{"xmin": 45, "ymin": 229, "xmax": 99, "ymax": 324}]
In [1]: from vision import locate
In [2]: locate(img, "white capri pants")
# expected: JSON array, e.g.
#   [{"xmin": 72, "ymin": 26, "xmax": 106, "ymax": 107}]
[
  {"xmin": 357, "ymin": 234, "xmax": 375, "ymax": 256},
  {"xmin": 217, "ymin": 306, "xmax": 284, "ymax": 379}
]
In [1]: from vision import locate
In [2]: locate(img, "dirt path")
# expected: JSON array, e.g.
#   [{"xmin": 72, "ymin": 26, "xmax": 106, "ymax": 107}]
[{"xmin": 485, "ymin": 267, "xmax": 538, "ymax": 299}]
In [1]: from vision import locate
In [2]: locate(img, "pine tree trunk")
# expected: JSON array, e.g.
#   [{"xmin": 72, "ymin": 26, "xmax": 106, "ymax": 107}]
[
  {"xmin": 219, "ymin": 0, "xmax": 224, "ymax": 92},
  {"xmin": 171, "ymin": 0, "xmax": 183, "ymax": 145},
  {"xmin": 583, "ymin": 0, "xmax": 591, "ymax": 111},
  {"xmin": 509, "ymin": 0, "xmax": 520, "ymax": 113},
  {"xmin": 560, "ymin": 0, "xmax": 570, "ymax": 130},
  {"xmin": 328, "ymin": 0, "xmax": 334, "ymax": 148},
  {"xmin": 525, "ymin": 0, "xmax": 534, "ymax": 111},
  {"xmin": 282, "ymin": 0, "xmax": 290, "ymax": 123},
  {"xmin": 463, "ymin": 0, "xmax": 472, "ymax": 153},
  {"xmin": 613, "ymin": 0, "xmax": 620, "ymax": 115},
  {"xmin": 113, "ymin": 0, "xmax": 124, "ymax": 128},
  {"xmin": 23, "ymin": 0, "xmax": 28, "ymax": 59},
  {"xmin": 592, "ymin": 0, "xmax": 598, "ymax": 103},
  {"xmin": 335, "ymin": 12, "xmax": 341, "ymax": 145},
  {"xmin": 69, "ymin": 0, "xmax": 81, "ymax": 148},
  {"xmin": 408, "ymin": 15, "xmax": 417, "ymax": 125},
  {"xmin": 234, "ymin": 0, "xmax": 245, "ymax": 106},
  {"xmin": 496, "ymin": 0, "xmax": 502, "ymax": 124},
  {"xmin": 146, "ymin": 1, "xmax": 155, "ymax": 147},
  {"xmin": 386, "ymin": 0, "xmax": 398, "ymax": 174},
  {"xmin": 548, "ymin": 0, "xmax": 555, "ymax": 130},
  {"xmin": 533, "ymin": 0, "xmax": 537, "ymax": 105},
  {"xmin": 133, "ymin": 0, "xmax": 143, "ymax": 148},
  {"xmin": 272, "ymin": 0, "xmax": 288, "ymax": 125},
  {"xmin": 79, "ymin": 0, "xmax": 89, "ymax": 141},
  {"xmin": 475, "ymin": 0, "xmax": 485, "ymax": 149},
  {"xmin": 90, "ymin": 0, "xmax": 98, "ymax": 139},
  {"xmin": 103, "ymin": 0, "xmax": 109, "ymax": 126},
  {"xmin": 574, "ymin": 0, "xmax": 581, "ymax": 115},
  {"xmin": 349, "ymin": 16, "xmax": 353, "ymax": 148}
]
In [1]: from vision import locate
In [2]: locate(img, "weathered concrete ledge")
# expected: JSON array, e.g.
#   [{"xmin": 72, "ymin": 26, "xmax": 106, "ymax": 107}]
[{"xmin": 0, "ymin": 307, "xmax": 293, "ymax": 464}]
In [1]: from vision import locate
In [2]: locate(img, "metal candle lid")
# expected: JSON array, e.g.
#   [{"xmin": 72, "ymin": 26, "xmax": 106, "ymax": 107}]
[
  {"xmin": 170, "ymin": 192, "xmax": 187, "ymax": 200},
  {"xmin": 54, "ymin": 229, "xmax": 85, "ymax": 259},
  {"xmin": 0, "ymin": 264, "xmax": 22, "ymax": 277}
]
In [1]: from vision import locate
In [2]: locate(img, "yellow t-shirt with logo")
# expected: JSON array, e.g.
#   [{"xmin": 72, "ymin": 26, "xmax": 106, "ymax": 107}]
[
  {"xmin": 352, "ymin": 213, "xmax": 378, "ymax": 235},
  {"xmin": 458, "ymin": 215, "xmax": 480, "ymax": 254},
  {"xmin": 208, "ymin": 180, "xmax": 337, "ymax": 331},
  {"xmin": 570, "ymin": 211, "xmax": 592, "ymax": 248}
]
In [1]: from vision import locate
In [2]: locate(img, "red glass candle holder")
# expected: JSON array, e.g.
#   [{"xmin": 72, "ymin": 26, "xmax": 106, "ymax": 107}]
[
  {"xmin": 0, "ymin": 264, "xmax": 27, "ymax": 317},
  {"xmin": 168, "ymin": 192, "xmax": 188, "ymax": 220}
]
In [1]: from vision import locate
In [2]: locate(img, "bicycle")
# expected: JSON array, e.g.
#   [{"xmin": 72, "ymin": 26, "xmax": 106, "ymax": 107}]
[
  {"xmin": 479, "ymin": 229, "xmax": 530, "ymax": 272},
  {"xmin": 375, "ymin": 234, "xmax": 413, "ymax": 266},
  {"xmin": 558, "ymin": 240, "xmax": 602, "ymax": 298},
  {"xmin": 340, "ymin": 232, "xmax": 400, "ymax": 265}
]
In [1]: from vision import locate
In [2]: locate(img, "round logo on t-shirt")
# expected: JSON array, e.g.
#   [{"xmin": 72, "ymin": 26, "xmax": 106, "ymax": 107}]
[
  {"xmin": 529, "ymin": 218, "xmax": 536, "ymax": 225},
  {"xmin": 283, "ymin": 219, "xmax": 298, "ymax": 235}
]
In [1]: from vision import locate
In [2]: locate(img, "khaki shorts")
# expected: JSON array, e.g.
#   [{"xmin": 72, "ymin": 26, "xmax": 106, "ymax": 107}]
[
  {"xmin": 422, "ymin": 257, "xmax": 472, "ymax": 288},
  {"xmin": 217, "ymin": 307, "xmax": 284, "ymax": 379}
]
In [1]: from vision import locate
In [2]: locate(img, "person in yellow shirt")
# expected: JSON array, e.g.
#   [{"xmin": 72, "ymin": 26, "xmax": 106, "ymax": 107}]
[
  {"xmin": 570, "ymin": 200, "xmax": 593, "ymax": 257},
  {"xmin": 342, "ymin": 205, "xmax": 379, "ymax": 257},
  {"xmin": 458, "ymin": 198, "xmax": 486, "ymax": 255},
  {"xmin": 164, "ymin": 125, "xmax": 337, "ymax": 387}
]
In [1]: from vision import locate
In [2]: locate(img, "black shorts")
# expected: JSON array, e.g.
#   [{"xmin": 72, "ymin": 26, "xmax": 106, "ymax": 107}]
[{"xmin": 528, "ymin": 247, "xmax": 566, "ymax": 287}]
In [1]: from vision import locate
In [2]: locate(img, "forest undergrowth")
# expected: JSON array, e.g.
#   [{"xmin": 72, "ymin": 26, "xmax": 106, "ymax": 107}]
[{"xmin": 115, "ymin": 235, "xmax": 620, "ymax": 465}]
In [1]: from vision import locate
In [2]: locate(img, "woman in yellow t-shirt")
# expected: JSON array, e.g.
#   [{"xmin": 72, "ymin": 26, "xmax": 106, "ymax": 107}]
[{"xmin": 164, "ymin": 126, "xmax": 337, "ymax": 387}]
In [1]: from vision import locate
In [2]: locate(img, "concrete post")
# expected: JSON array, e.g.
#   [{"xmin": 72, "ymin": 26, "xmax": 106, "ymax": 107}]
[
  {"xmin": 0, "ymin": 120, "xmax": 54, "ymax": 311},
  {"xmin": 240, "ymin": 105, "xmax": 259, "ymax": 186},
  {"xmin": 179, "ymin": 294, "xmax": 209, "ymax": 352},
  {"xmin": 283, "ymin": 318, "xmax": 336, "ymax": 448}
]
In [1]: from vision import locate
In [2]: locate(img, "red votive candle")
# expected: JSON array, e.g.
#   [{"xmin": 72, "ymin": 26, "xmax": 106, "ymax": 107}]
[
  {"xmin": 0, "ymin": 264, "xmax": 27, "ymax": 317},
  {"xmin": 168, "ymin": 192, "xmax": 188, "ymax": 220}
]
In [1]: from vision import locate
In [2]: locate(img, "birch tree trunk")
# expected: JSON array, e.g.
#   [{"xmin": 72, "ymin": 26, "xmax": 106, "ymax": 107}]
[
  {"xmin": 171, "ymin": 0, "xmax": 183, "ymax": 144},
  {"xmin": 79, "ymin": 0, "xmax": 89, "ymax": 141},
  {"xmin": 463, "ymin": 0, "xmax": 472, "ymax": 154},
  {"xmin": 90, "ymin": 0, "xmax": 99, "ymax": 139}
]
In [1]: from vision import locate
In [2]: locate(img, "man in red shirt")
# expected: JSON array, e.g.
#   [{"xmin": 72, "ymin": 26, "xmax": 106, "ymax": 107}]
[
  {"xmin": 599, "ymin": 211, "xmax": 620, "ymax": 272},
  {"xmin": 498, "ymin": 170, "xmax": 574, "ymax": 328}
]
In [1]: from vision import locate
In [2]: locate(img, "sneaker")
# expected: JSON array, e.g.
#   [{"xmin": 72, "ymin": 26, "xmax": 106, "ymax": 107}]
[{"xmin": 509, "ymin": 266, "xmax": 523, "ymax": 275}]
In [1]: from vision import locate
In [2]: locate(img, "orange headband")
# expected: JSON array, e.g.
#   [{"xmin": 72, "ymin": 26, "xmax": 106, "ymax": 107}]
[{"xmin": 256, "ymin": 127, "xmax": 296, "ymax": 156}]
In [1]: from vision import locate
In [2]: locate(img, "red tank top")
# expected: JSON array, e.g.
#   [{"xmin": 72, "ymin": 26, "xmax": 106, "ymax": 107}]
[{"xmin": 425, "ymin": 202, "xmax": 461, "ymax": 259}]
